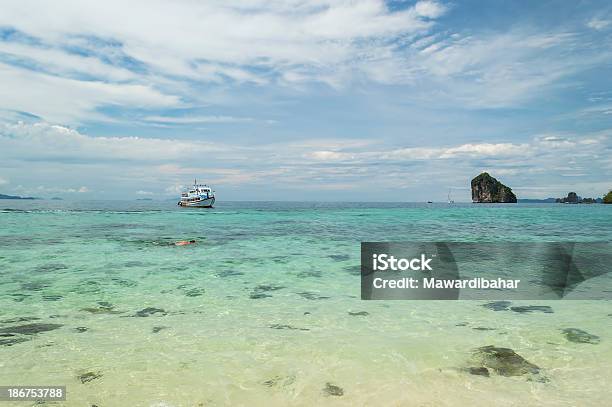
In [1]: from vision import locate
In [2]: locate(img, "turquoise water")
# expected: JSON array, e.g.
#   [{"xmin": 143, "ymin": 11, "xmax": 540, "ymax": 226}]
[{"xmin": 0, "ymin": 201, "xmax": 611, "ymax": 406}]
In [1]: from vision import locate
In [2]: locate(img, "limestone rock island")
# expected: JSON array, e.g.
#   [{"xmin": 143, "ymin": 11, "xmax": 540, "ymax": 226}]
[{"xmin": 471, "ymin": 172, "xmax": 517, "ymax": 203}]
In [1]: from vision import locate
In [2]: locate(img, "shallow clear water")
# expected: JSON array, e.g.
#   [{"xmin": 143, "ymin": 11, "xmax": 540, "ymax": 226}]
[{"xmin": 0, "ymin": 201, "xmax": 611, "ymax": 406}]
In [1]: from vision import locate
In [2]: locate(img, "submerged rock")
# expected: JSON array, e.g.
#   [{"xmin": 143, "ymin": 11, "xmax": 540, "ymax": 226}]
[
  {"xmin": 249, "ymin": 284, "xmax": 285, "ymax": 299},
  {"xmin": 78, "ymin": 371, "xmax": 103, "ymax": 384},
  {"xmin": 73, "ymin": 279, "xmax": 102, "ymax": 295},
  {"xmin": 184, "ymin": 288, "xmax": 205, "ymax": 297},
  {"xmin": 0, "ymin": 333, "xmax": 31, "ymax": 346},
  {"xmin": 468, "ymin": 367, "xmax": 490, "ymax": 377},
  {"xmin": 249, "ymin": 293, "xmax": 272, "ymax": 299},
  {"xmin": 562, "ymin": 328, "xmax": 600, "ymax": 344},
  {"xmin": 81, "ymin": 302, "xmax": 122, "ymax": 314},
  {"xmin": 42, "ymin": 294, "xmax": 63, "ymax": 301},
  {"xmin": 152, "ymin": 326, "xmax": 168, "ymax": 333},
  {"xmin": 0, "ymin": 323, "xmax": 63, "ymax": 335},
  {"xmin": 262, "ymin": 375, "xmax": 296, "ymax": 387},
  {"xmin": 323, "ymin": 383, "xmax": 344, "ymax": 396},
  {"xmin": 472, "ymin": 345, "xmax": 540, "ymax": 377},
  {"xmin": 34, "ymin": 263, "xmax": 68, "ymax": 273},
  {"xmin": 269, "ymin": 324, "xmax": 310, "ymax": 331},
  {"xmin": 255, "ymin": 284, "xmax": 285, "ymax": 292},
  {"xmin": 110, "ymin": 278, "xmax": 137, "ymax": 288},
  {"xmin": 296, "ymin": 292, "xmax": 330, "ymax": 300},
  {"xmin": 510, "ymin": 306, "xmax": 553, "ymax": 314},
  {"xmin": 10, "ymin": 293, "xmax": 30, "ymax": 302},
  {"xmin": 348, "ymin": 311, "xmax": 369, "ymax": 316},
  {"xmin": 21, "ymin": 281, "xmax": 51, "ymax": 291},
  {"xmin": 481, "ymin": 301, "xmax": 512, "ymax": 311},
  {"xmin": 80, "ymin": 307, "xmax": 122, "ymax": 315},
  {"xmin": 296, "ymin": 269, "xmax": 322, "ymax": 278},
  {"xmin": 216, "ymin": 270, "xmax": 244, "ymax": 278},
  {"xmin": 135, "ymin": 307, "xmax": 167, "ymax": 317},
  {"xmin": 471, "ymin": 172, "xmax": 517, "ymax": 203},
  {"xmin": 0, "ymin": 322, "xmax": 61, "ymax": 346},
  {"xmin": 0, "ymin": 336, "xmax": 30, "ymax": 347},
  {"xmin": 0, "ymin": 316, "xmax": 41, "ymax": 324}
]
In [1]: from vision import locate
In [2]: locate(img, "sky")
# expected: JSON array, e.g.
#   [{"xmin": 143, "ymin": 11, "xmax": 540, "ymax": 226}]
[{"xmin": 0, "ymin": 0, "xmax": 611, "ymax": 201}]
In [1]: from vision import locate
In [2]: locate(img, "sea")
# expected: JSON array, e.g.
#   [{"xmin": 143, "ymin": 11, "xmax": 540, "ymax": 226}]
[{"xmin": 0, "ymin": 201, "xmax": 611, "ymax": 406}]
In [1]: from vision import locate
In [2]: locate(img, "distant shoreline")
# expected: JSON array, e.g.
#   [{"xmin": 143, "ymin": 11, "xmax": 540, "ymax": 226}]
[{"xmin": 0, "ymin": 193, "xmax": 38, "ymax": 200}]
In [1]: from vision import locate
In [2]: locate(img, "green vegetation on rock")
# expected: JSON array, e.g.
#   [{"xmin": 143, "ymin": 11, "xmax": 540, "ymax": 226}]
[{"xmin": 471, "ymin": 172, "xmax": 517, "ymax": 203}]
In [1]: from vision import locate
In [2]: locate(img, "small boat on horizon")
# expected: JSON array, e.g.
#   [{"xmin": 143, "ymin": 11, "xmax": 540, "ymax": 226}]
[{"xmin": 177, "ymin": 180, "xmax": 215, "ymax": 208}]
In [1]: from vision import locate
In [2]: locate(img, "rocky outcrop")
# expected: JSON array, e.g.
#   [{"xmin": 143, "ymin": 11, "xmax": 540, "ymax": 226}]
[
  {"xmin": 558, "ymin": 192, "xmax": 579, "ymax": 203},
  {"xmin": 556, "ymin": 192, "xmax": 600, "ymax": 204},
  {"xmin": 471, "ymin": 172, "xmax": 517, "ymax": 203},
  {"xmin": 470, "ymin": 345, "xmax": 540, "ymax": 377},
  {"xmin": 562, "ymin": 328, "xmax": 600, "ymax": 344}
]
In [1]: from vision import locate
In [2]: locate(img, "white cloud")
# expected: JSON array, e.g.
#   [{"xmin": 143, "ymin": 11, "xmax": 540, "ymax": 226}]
[
  {"xmin": 414, "ymin": 1, "xmax": 447, "ymax": 19},
  {"xmin": 0, "ymin": 41, "xmax": 137, "ymax": 82},
  {"xmin": 0, "ymin": 1, "xmax": 608, "ymax": 123},
  {"xmin": 3, "ymin": 120, "xmax": 608, "ymax": 169},
  {"xmin": 1, "ymin": 120, "xmax": 610, "ymax": 199},
  {"xmin": 0, "ymin": 3, "xmax": 609, "ymax": 201},
  {"xmin": 0, "ymin": 121, "xmax": 223, "ymax": 161},
  {"xmin": 404, "ymin": 31, "xmax": 602, "ymax": 108},
  {"xmin": 306, "ymin": 150, "xmax": 356, "ymax": 161},
  {"xmin": 0, "ymin": 0, "xmax": 453, "ymax": 122},
  {"xmin": 143, "ymin": 115, "xmax": 254, "ymax": 124},
  {"xmin": 25, "ymin": 185, "xmax": 90, "ymax": 194},
  {"xmin": 369, "ymin": 142, "xmax": 533, "ymax": 162},
  {"xmin": 0, "ymin": 62, "xmax": 180, "ymax": 123},
  {"xmin": 587, "ymin": 17, "xmax": 610, "ymax": 31},
  {"xmin": 164, "ymin": 184, "xmax": 185, "ymax": 195},
  {"xmin": 439, "ymin": 143, "xmax": 528, "ymax": 158},
  {"xmin": 0, "ymin": 0, "xmax": 444, "ymax": 78}
]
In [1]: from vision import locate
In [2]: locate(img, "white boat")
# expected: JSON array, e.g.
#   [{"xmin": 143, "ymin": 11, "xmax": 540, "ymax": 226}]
[{"xmin": 178, "ymin": 180, "xmax": 215, "ymax": 208}]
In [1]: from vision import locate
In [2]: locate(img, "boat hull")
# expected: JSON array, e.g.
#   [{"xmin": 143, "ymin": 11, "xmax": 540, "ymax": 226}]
[{"xmin": 178, "ymin": 197, "xmax": 215, "ymax": 208}]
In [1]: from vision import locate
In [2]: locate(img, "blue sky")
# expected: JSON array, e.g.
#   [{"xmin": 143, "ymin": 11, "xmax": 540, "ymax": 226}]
[{"xmin": 0, "ymin": 0, "xmax": 611, "ymax": 201}]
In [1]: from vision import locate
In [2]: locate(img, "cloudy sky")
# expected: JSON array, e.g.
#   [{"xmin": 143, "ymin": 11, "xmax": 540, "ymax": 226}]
[{"xmin": 0, "ymin": 0, "xmax": 611, "ymax": 201}]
